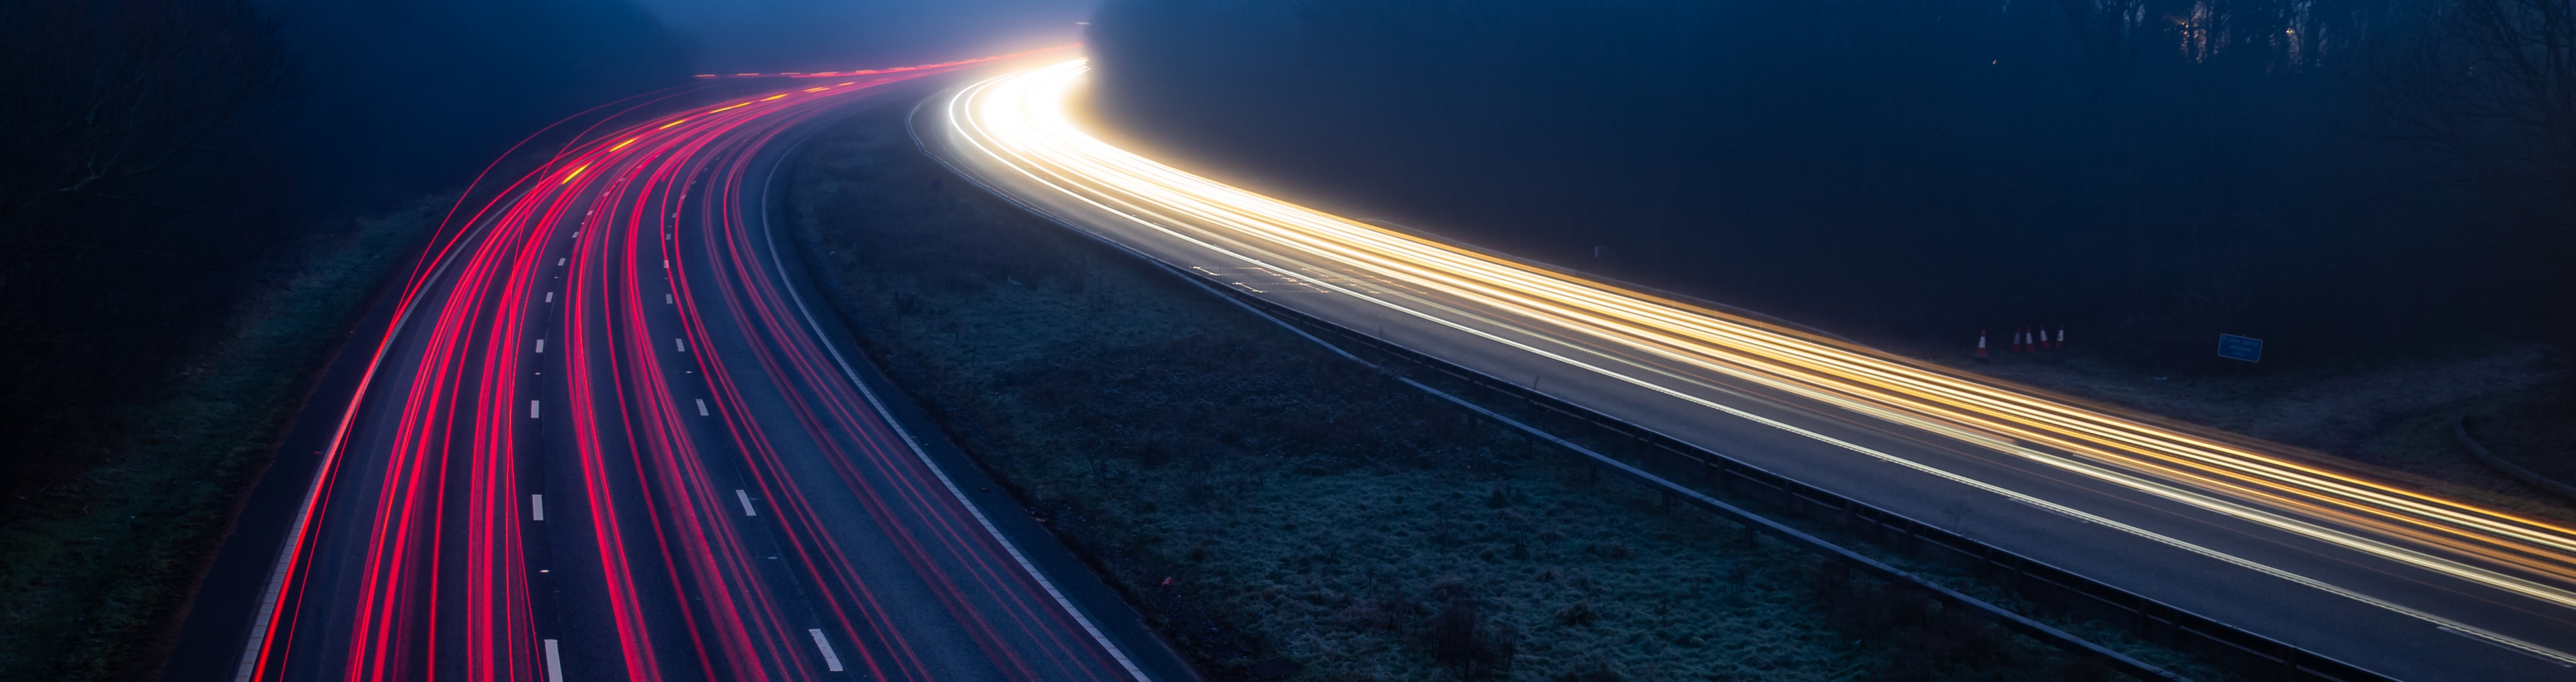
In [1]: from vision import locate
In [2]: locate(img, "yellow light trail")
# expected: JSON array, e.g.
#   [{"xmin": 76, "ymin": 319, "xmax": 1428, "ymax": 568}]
[{"xmin": 946, "ymin": 58, "xmax": 2576, "ymax": 663}]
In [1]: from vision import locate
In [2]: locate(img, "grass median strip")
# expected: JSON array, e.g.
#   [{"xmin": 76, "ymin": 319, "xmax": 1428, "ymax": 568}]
[{"xmin": 786, "ymin": 103, "xmax": 2221, "ymax": 681}]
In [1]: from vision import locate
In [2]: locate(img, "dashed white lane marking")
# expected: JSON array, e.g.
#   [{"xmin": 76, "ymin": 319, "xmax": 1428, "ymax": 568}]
[
  {"xmin": 665, "ymin": 293, "xmax": 674, "ymax": 305},
  {"xmin": 694, "ymin": 398, "xmax": 709, "ymax": 416},
  {"xmin": 530, "ymin": 494, "xmax": 545, "ymax": 521},
  {"xmin": 544, "ymin": 292, "xmax": 554, "ymax": 303},
  {"xmin": 535, "ymin": 339, "xmax": 545, "ymax": 353},
  {"xmin": 529, "ymin": 400, "xmax": 541, "ymax": 419},
  {"xmin": 736, "ymin": 490, "xmax": 757, "ymax": 517},
  {"xmin": 543, "ymin": 639, "xmax": 565, "ymax": 682},
  {"xmin": 757, "ymin": 146, "xmax": 1155, "ymax": 682},
  {"xmin": 557, "ymin": 257, "xmax": 566, "ymax": 266},
  {"xmin": 807, "ymin": 629, "xmax": 843, "ymax": 672},
  {"xmin": 662, "ymin": 259, "xmax": 669, "ymax": 269},
  {"xmin": 674, "ymin": 338, "xmax": 687, "ymax": 352}
]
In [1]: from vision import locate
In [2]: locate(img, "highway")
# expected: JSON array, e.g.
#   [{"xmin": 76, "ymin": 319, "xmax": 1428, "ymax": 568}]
[
  {"xmin": 166, "ymin": 51, "xmax": 1183, "ymax": 682},
  {"xmin": 923, "ymin": 58, "xmax": 2576, "ymax": 681}
]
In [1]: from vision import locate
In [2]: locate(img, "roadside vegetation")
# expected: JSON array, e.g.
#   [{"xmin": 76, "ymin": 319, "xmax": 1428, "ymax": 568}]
[
  {"xmin": 1, "ymin": 0, "xmax": 687, "ymax": 676},
  {"xmin": 786, "ymin": 103, "xmax": 2224, "ymax": 682},
  {"xmin": 1083, "ymin": 0, "xmax": 2576, "ymax": 517},
  {"xmin": 0, "ymin": 201, "xmax": 437, "ymax": 680}
]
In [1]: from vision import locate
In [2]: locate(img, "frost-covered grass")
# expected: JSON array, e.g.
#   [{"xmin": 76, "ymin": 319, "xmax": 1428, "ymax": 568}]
[
  {"xmin": 0, "ymin": 201, "xmax": 437, "ymax": 681},
  {"xmin": 786, "ymin": 103, "xmax": 2186, "ymax": 682}
]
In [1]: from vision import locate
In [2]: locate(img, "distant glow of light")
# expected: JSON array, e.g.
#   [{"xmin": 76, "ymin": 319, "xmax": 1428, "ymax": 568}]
[
  {"xmin": 240, "ymin": 46, "xmax": 1125, "ymax": 682},
  {"xmin": 945, "ymin": 58, "xmax": 2576, "ymax": 665}
]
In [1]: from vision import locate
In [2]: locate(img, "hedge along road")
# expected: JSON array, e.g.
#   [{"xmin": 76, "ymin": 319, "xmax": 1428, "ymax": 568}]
[
  {"xmin": 920, "ymin": 58, "xmax": 2576, "ymax": 682},
  {"xmin": 162, "ymin": 48, "xmax": 1196, "ymax": 682}
]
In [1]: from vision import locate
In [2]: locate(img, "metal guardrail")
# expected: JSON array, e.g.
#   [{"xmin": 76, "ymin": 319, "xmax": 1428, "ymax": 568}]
[{"xmin": 902, "ymin": 104, "xmax": 2395, "ymax": 682}]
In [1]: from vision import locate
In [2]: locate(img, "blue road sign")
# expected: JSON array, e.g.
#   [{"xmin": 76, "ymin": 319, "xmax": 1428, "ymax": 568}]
[{"xmin": 2217, "ymin": 334, "xmax": 2264, "ymax": 363}]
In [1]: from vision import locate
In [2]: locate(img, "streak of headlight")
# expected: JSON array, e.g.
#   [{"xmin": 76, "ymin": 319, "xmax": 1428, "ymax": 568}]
[{"xmin": 947, "ymin": 58, "xmax": 2576, "ymax": 664}]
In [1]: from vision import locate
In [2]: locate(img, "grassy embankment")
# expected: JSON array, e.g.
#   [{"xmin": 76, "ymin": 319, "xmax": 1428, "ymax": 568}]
[
  {"xmin": 786, "ymin": 103, "xmax": 2225, "ymax": 682},
  {"xmin": 0, "ymin": 202, "xmax": 438, "ymax": 681}
]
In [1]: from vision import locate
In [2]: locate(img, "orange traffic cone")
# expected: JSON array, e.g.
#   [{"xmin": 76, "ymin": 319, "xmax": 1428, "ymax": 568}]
[{"xmin": 1975, "ymin": 330, "xmax": 1990, "ymax": 362}]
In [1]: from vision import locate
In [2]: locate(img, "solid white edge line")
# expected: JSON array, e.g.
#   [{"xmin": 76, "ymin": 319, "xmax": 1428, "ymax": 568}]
[
  {"xmin": 757, "ymin": 128, "xmax": 1156, "ymax": 682},
  {"xmin": 737, "ymin": 489, "xmax": 759, "ymax": 517},
  {"xmin": 235, "ymin": 189, "xmax": 501, "ymax": 681},
  {"xmin": 937, "ymin": 63, "xmax": 2576, "ymax": 667},
  {"xmin": 531, "ymin": 494, "xmax": 545, "ymax": 522},
  {"xmin": 808, "ymin": 629, "xmax": 845, "ymax": 672},
  {"xmin": 543, "ymin": 638, "xmax": 566, "ymax": 682}
]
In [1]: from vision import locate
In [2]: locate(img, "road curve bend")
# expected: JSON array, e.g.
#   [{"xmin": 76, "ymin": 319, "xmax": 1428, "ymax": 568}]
[
  {"xmin": 922, "ymin": 58, "xmax": 2576, "ymax": 682},
  {"xmin": 171, "ymin": 49, "xmax": 1179, "ymax": 682}
]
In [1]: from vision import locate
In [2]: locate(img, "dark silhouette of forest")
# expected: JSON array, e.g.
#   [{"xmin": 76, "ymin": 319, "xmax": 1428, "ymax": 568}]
[
  {"xmin": 0, "ymin": 0, "xmax": 690, "ymax": 503},
  {"xmin": 1087, "ymin": 0, "xmax": 2576, "ymax": 373}
]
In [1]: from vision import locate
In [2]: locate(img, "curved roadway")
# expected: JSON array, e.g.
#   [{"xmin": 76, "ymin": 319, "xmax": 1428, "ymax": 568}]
[
  {"xmin": 922, "ymin": 58, "xmax": 2576, "ymax": 682},
  {"xmin": 166, "ymin": 53, "xmax": 1183, "ymax": 682}
]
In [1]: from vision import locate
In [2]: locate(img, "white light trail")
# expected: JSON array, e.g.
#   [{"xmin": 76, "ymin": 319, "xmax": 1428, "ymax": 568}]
[{"xmin": 943, "ymin": 58, "xmax": 2576, "ymax": 663}]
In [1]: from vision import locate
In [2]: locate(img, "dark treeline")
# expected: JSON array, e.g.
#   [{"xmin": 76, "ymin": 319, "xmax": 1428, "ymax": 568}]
[
  {"xmin": 0, "ymin": 0, "xmax": 688, "ymax": 496},
  {"xmin": 1089, "ymin": 0, "xmax": 2576, "ymax": 371}
]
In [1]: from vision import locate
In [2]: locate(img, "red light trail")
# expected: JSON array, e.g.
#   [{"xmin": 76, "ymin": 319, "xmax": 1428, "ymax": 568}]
[{"xmin": 235, "ymin": 46, "xmax": 1151, "ymax": 681}]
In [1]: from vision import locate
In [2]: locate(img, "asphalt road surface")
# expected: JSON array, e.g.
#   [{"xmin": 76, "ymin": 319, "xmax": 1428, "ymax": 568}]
[
  {"xmin": 162, "ymin": 51, "xmax": 1189, "ymax": 682},
  {"xmin": 921, "ymin": 58, "xmax": 2576, "ymax": 682}
]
